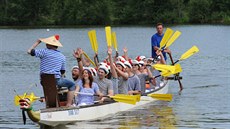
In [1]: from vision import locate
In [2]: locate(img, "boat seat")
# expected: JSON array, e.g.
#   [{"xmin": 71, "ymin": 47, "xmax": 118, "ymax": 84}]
[
  {"xmin": 40, "ymin": 74, "xmax": 59, "ymax": 108},
  {"xmin": 57, "ymin": 87, "xmax": 69, "ymax": 94}
]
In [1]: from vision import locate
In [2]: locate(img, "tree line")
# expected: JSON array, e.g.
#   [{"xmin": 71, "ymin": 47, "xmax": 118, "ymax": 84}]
[{"xmin": 0, "ymin": 0, "xmax": 229, "ymax": 26}]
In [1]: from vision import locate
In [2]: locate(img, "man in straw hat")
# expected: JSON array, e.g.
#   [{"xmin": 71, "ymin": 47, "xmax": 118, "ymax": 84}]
[{"xmin": 27, "ymin": 35, "xmax": 76, "ymax": 107}]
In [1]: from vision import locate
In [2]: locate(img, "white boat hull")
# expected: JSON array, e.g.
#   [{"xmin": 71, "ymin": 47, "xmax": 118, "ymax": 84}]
[{"xmin": 39, "ymin": 81, "xmax": 169, "ymax": 126}]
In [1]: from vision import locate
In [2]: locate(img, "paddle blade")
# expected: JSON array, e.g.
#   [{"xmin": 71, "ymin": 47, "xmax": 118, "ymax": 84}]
[
  {"xmin": 105, "ymin": 26, "xmax": 112, "ymax": 47},
  {"xmin": 148, "ymin": 94, "xmax": 173, "ymax": 101},
  {"xmin": 153, "ymin": 64, "xmax": 175, "ymax": 73},
  {"xmin": 110, "ymin": 95, "xmax": 137, "ymax": 105},
  {"xmin": 179, "ymin": 46, "xmax": 199, "ymax": 61},
  {"xmin": 92, "ymin": 30, "xmax": 98, "ymax": 52},
  {"xmin": 112, "ymin": 32, "xmax": 118, "ymax": 51},
  {"xmin": 161, "ymin": 64, "xmax": 182, "ymax": 76},
  {"xmin": 115, "ymin": 94, "xmax": 140, "ymax": 102},
  {"xmin": 174, "ymin": 64, "xmax": 182, "ymax": 74},
  {"xmin": 161, "ymin": 71, "xmax": 173, "ymax": 77},
  {"xmin": 165, "ymin": 31, "xmax": 181, "ymax": 48},
  {"xmin": 88, "ymin": 30, "xmax": 96, "ymax": 52},
  {"xmin": 159, "ymin": 28, "xmax": 174, "ymax": 49}
]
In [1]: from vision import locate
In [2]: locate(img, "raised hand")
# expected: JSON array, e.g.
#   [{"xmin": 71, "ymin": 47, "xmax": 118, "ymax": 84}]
[
  {"xmin": 108, "ymin": 47, "xmax": 112, "ymax": 55},
  {"xmin": 73, "ymin": 48, "xmax": 82, "ymax": 59},
  {"xmin": 123, "ymin": 47, "xmax": 128, "ymax": 53}
]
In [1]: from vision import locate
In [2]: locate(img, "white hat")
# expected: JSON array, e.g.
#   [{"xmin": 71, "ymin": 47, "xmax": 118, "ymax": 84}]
[
  {"xmin": 99, "ymin": 62, "xmax": 111, "ymax": 71},
  {"xmin": 40, "ymin": 35, "xmax": 63, "ymax": 47},
  {"xmin": 83, "ymin": 67, "xmax": 97, "ymax": 76},
  {"xmin": 72, "ymin": 66, "xmax": 79, "ymax": 70},
  {"xmin": 132, "ymin": 60, "xmax": 141, "ymax": 67},
  {"xmin": 90, "ymin": 67, "xmax": 97, "ymax": 77},
  {"xmin": 116, "ymin": 61, "xmax": 126, "ymax": 68},
  {"xmin": 124, "ymin": 61, "xmax": 132, "ymax": 69},
  {"xmin": 136, "ymin": 55, "xmax": 146, "ymax": 61},
  {"xmin": 117, "ymin": 56, "xmax": 126, "ymax": 62},
  {"xmin": 99, "ymin": 64, "xmax": 109, "ymax": 75},
  {"xmin": 139, "ymin": 60, "xmax": 145, "ymax": 66}
]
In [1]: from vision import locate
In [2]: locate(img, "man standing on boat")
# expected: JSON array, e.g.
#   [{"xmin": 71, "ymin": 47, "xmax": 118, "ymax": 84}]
[
  {"xmin": 151, "ymin": 23, "xmax": 171, "ymax": 61},
  {"xmin": 27, "ymin": 35, "xmax": 76, "ymax": 107}
]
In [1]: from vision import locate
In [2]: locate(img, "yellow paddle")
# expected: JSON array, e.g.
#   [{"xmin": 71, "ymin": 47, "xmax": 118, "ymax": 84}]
[
  {"xmin": 83, "ymin": 52, "xmax": 96, "ymax": 67},
  {"xmin": 159, "ymin": 28, "xmax": 174, "ymax": 49},
  {"xmin": 165, "ymin": 31, "xmax": 181, "ymax": 48},
  {"xmin": 88, "ymin": 30, "xmax": 96, "ymax": 52},
  {"xmin": 174, "ymin": 46, "xmax": 199, "ymax": 64},
  {"xmin": 112, "ymin": 32, "xmax": 118, "ymax": 51},
  {"xmin": 105, "ymin": 26, "xmax": 112, "ymax": 47},
  {"xmin": 76, "ymin": 92, "xmax": 138, "ymax": 105},
  {"xmin": 115, "ymin": 94, "xmax": 140, "ymax": 102},
  {"xmin": 92, "ymin": 30, "xmax": 98, "ymax": 52},
  {"xmin": 14, "ymin": 92, "xmax": 40, "ymax": 106},
  {"xmin": 167, "ymin": 46, "xmax": 199, "ymax": 92},
  {"xmin": 161, "ymin": 64, "xmax": 182, "ymax": 76},
  {"xmin": 109, "ymin": 95, "xmax": 137, "ymax": 105},
  {"xmin": 152, "ymin": 64, "xmax": 175, "ymax": 74},
  {"xmin": 148, "ymin": 94, "xmax": 172, "ymax": 101}
]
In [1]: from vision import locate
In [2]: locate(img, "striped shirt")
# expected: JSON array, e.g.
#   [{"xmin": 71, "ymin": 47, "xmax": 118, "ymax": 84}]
[{"xmin": 35, "ymin": 48, "xmax": 65, "ymax": 78}]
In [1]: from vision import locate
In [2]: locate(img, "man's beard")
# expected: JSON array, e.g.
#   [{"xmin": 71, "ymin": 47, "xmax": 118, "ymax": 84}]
[{"xmin": 72, "ymin": 75, "xmax": 79, "ymax": 81}]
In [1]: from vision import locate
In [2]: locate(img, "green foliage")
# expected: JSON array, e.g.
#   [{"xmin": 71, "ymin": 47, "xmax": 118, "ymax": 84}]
[
  {"xmin": 0, "ymin": 0, "xmax": 229, "ymax": 26},
  {"xmin": 188, "ymin": 0, "xmax": 211, "ymax": 23}
]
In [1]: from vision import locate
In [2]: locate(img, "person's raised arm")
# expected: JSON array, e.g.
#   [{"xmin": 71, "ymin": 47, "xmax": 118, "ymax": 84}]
[
  {"xmin": 27, "ymin": 40, "xmax": 41, "ymax": 55},
  {"xmin": 156, "ymin": 50, "xmax": 166, "ymax": 64},
  {"xmin": 114, "ymin": 66, "xmax": 128, "ymax": 80},
  {"xmin": 94, "ymin": 52, "xmax": 99, "ymax": 67},
  {"xmin": 123, "ymin": 47, "xmax": 129, "ymax": 61},
  {"xmin": 73, "ymin": 48, "xmax": 84, "ymax": 78},
  {"xmin": 108, "ymin": 47, "xmax": 118, "ymax": 78}
]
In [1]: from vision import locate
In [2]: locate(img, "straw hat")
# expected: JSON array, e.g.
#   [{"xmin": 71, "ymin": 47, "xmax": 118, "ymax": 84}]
[{"xmin": 40, "ymin": 35, "xmax": 63, "ymax": 47}]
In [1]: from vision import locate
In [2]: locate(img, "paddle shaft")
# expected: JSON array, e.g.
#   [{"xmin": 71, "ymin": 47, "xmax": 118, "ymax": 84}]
[
  {"xmin": 168, "ymin": 53, "xmax": 183, "ymax": 91},
  {"xmin": 76, "ymin": 92, "xmax": 109, "ymax": 98}
]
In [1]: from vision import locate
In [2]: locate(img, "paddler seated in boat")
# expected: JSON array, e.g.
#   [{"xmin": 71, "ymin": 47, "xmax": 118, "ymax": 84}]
[
  {"xmin": 135, "ymin": 56, "xmax": 148, "ymax": 74},
  {"xmin": 103, "ymin": 47, "xmax": 119, "ymax": 95},
  {"xmin": 94, "ymin": 64, "xmax": 114, "ymax": 102},
  {"xmin": 72, "ymin": 66, "xmax": 81, "ymax": 83},
  {"xmin": 73, "ymin": 48, "xmax": 114, "ymax": 103},
  {"xmin": 149, "ymin": 50, "xmax": 167, "ymax": 90},
  {"xmin": 132, "ymin": 59, "xmax": 155, "ymax": 94},
  {"xmin": 75, "ymin": 69, "xmax": 103, "ymax": 106},
  {"xmin": 114, "ymin": 57, "xmax": 129, "ymax": 94},
  {"xmin": 27, "ymin": 35, "xmax": 76, "ymax": 107},
  {"xmin": 124, "ymin": 61, "xmax": 141, "ymax": 95}
]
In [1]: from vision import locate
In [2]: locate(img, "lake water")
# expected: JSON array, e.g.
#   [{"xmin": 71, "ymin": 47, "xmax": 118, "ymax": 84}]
[{"xmin": 0, "ymin": 25, "xmax": 230, "ymax": 129}]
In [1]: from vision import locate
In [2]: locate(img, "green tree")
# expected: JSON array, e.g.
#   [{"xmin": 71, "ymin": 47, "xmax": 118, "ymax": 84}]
[{"xmin": 188, "ymin": 0, "xmax": 211, "ymax": 23}]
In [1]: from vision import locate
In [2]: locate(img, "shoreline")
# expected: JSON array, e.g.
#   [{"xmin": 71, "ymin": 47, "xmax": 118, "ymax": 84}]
[{"xmin": 0, "ymin": 24, "xmax": 229, "ymax": 29}]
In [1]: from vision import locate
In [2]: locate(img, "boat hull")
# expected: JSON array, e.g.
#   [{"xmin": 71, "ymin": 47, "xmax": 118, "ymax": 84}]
[{"xmin": 39, "ymin": 81, "xmax": 169, "ymax": 126}]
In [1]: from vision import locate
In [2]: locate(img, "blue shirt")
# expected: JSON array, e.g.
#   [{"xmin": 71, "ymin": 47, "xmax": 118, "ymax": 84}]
[
  {"xmin": 35, "ymin": 48, "xmax": 65, "ymax": 78},
  {"xmin": 151, "ymin": 33, "xmax": 167, "ymax": 60},
  {"xmin": 77, "ymin": 80, "xmax": 100, "ymax": 105}
]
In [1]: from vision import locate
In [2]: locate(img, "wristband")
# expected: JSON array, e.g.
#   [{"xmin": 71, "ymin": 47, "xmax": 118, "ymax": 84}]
[{"xmin": 77, "ymin": 58, "xmax": 81, "ymax": 62}]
